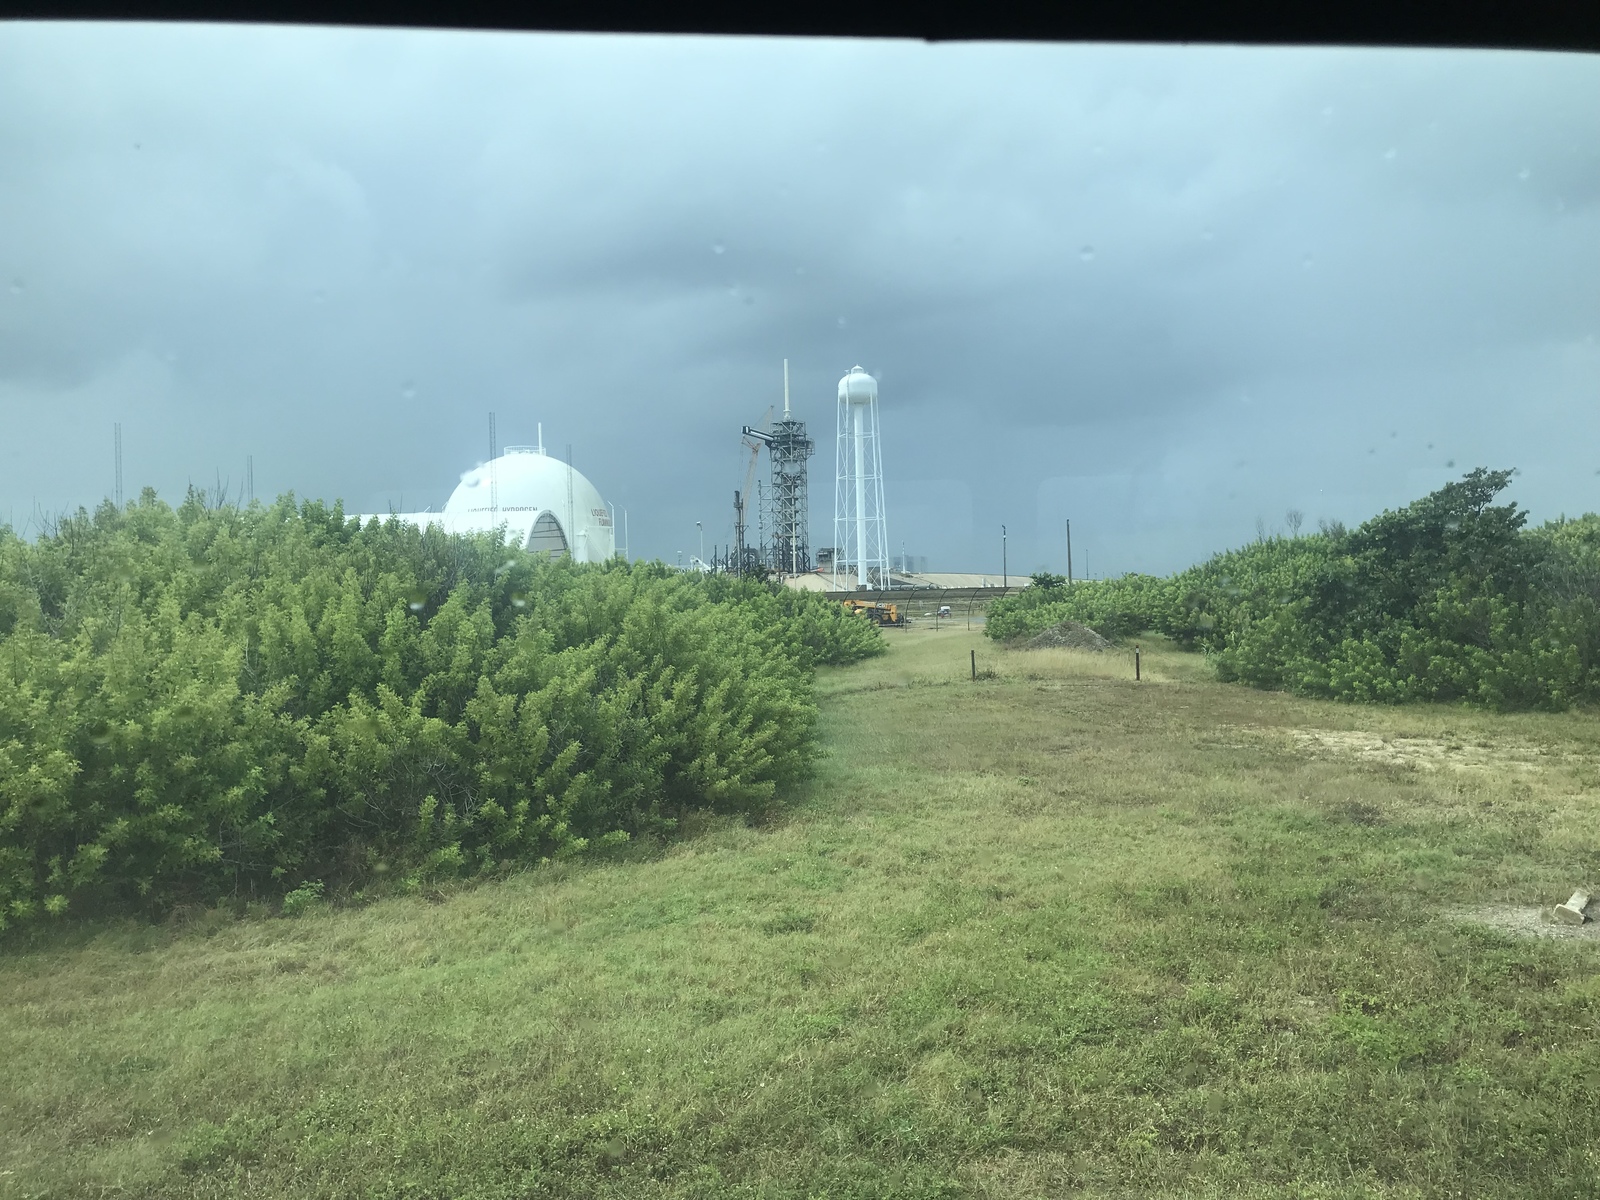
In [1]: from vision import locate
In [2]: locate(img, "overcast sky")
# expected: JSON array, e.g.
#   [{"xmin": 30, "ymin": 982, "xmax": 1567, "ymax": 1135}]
[{"xmin": 2, "ymin": 24, "xmax": 1597, "ymax": 575}]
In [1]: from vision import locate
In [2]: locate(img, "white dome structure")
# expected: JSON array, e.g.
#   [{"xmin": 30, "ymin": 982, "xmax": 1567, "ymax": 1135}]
[{"xmin": 360, "ymin": 445, "xmax": 614, "ymax": 563}]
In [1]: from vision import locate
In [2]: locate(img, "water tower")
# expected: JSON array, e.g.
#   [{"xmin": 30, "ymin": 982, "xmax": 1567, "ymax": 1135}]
[{"xmin": 832, "ymin": 365, "xmax": 890, "ymax": 590}]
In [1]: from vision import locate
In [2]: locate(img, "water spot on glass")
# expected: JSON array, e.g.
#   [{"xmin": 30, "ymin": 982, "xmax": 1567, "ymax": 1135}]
[
  {"xmin": 495, "ymin": 558, "xmax": 517, "ymax": 577},
  {"xmin": 401, "ymin": 381, "xmax": 417, "ymax": 399},
  {"xmin": 1079, "ymin": 245, "xmax": 1096, "ymax": 262},
  {"xmin": 1092, "ymin": 144, "xmax": 1104, "ymax": 156},
  {"xmin": 407, "ymin": 589, "xmax": 428, "ymax": 613},
  {"xmin": 1383, "ymin": 148, "xmax": 1397, "ymax": 161},
  {"xmin": 312, "ymin": 287, "xmax": 327, "ymax": 304},
  {"xmin": 1446, "ymin": 460, "xmax": 1456, "ymax": 469},
  {"xmin": 712, "ymin": 243, "xmax": 725, "ymax": 255},
  {"xmin": 1518, "ymin": 167, "xmax": 1530, "ymax": 180},
  {"xmin": 8, "ymin": 278, "xmax": 22, "ymax": 294},
  {"xmin": 1301, "ymin": 254, "xmax": 1313, "ymax": 269},
  {"xmin": 837, "ymin": 316, "xmax": 847, "ymax": 328},
  {"xmin": 1444, "ymin": 519, "xmax": 1461, "ymax": 532},
  {"xmin": 1201, "ymin": 229, "xmax": 1214, "ymax": 241},
  {"xmin": 510, "ymin": 591, "xmax": 528, "ymax": 609},
  {"xmin": 795, "ymin": 266, "xmax": 806, "ymax": 276},
  {"xmin": 1390, "ymin": 430, "xmax": 1397, "ymax": 438},
  {"xmin": 351, "ymin": 713, "xmax": 380, "ymax": 738},
  {"xmin": 1321, "ymin": 105, "xmax": 1333, "ymax": 119},
  {"xmin": 88, "ymin": 721, "xmax": 113, "ymax": 747},
  {"xmin": 743, "ymin": 294, "xmax": 755, "ymax": 305},
  {"xmin": 1427, "ymin": 443, "xmax": 1434, "ymax": 450}
]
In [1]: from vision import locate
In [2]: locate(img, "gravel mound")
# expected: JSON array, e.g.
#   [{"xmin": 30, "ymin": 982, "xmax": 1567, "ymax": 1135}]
[{"xmin": 1022, "ymin": 620, "xmax": 1114, "ymax": 652}]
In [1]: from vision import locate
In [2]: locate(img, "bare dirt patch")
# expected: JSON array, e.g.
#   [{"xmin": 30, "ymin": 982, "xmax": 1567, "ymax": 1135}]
[
  {"xmin": 1018, "ymin": 621, "xmax": 1114, "ymax": 652},
  {"xmin": 1448, "ymin": 904, "xmax": 1600, "ymax": 942},
  {"xmin": 1209, "ymin": 724, "xmax": 1580, "ymax": 775}
]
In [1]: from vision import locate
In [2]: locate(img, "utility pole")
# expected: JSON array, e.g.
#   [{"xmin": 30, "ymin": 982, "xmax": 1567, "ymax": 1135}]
[
  {"xmin": 697, "ymin": 521, "xmax": 704, "ymax": 568},
  {"xmin": 1066, "ymin": 519, "xmax": 1072, "ymax": 585},
  {"xmin": 113, "ymin": 423, "xmax": 123, "ymax": 507},
  {"xmin": 1002, "ymin": 525, "xmax": 1007, "ymax": 590},
  {"xmin": 246, "ymin": 454, "xmax": 254, "ymax": 505}
]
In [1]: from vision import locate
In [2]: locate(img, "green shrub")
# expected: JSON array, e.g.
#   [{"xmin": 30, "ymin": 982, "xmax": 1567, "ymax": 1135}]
[
  {"xmin": 0, "ymin": 490, "xmax": 880, "ymax": 930},
  {"xmin": 990, "ymin": 469, "xmax": 1600, "ymax": 712}
]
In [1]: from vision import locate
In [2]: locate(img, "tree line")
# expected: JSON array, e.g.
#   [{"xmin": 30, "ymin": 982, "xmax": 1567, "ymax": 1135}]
[{"xmin": 990, "ymin": 469, "xmax": 1600, "ymax": 710}]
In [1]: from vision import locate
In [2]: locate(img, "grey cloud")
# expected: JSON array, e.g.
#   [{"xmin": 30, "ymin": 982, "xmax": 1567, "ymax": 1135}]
[{"xmin": 1, "ymin": 27, "xmax": 1597, "ymax": 574}]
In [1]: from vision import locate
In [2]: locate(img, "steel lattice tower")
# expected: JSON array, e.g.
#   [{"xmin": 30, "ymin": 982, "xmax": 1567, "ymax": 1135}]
[{"xmin": 763, "ymin": 414, "xmax": 814, "ymax": 575}]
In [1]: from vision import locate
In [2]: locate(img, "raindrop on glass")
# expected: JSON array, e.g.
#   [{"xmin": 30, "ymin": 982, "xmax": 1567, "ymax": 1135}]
[
  {"xmin": 88, "ymin": 721, "xmax": 112, "ymax": 747},
  {"xmin": 837, "ymin": 316, "xmax": 847, "ymax": 328},
  {"xmin": 794, "ymin": 266, "xmax": 806, "ymax": 276},
  {"xmin": 1518, "ymin": 167, "xmax": 1530, "ymax": 180},
  {"xmin": 510, "ymin": 591, "xmax": 528, "ymax": 609},
  {"xmin": 8, "ymin": 279, "xmax": 21, "ymax": 294},
  {"xmin": 1301, "ymin": 254, "xmax": 1313, "ymax": 269},
  {"xmin": 1383, "ymin": 148, "xmax": 1397, "ymax": 161},
  {"xmin": 407, "ymin": 589, "xmax": 427, "ymax": 613},
  {"xmin": 1446, "ymin": 459, "xmax": 1456, "ymax": 469},
  {"xmin": 1079, "ymin": 245, "xmax": 1096, "ymax": 262},
  {"xmin": 712, "ymin": 243, "xmax": 725, "ymax": 255},
  {"xmin": 401, "ymin": 381, "xmax": 417, "ymax": 399}
]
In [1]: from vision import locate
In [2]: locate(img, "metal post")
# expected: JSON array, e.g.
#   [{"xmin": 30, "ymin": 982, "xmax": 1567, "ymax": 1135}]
[
  {"xmin": 971, "ymin": 649, "xmax": 976, "ymax": 681},
  {"xmin": 1002, "ymin": 525, "xmax": 1007, "ymax": 590},
  {"xmin": 1066, "ymin": 519, "xmax": 1072, "ymax": 585},
  {"xmin": 1136, "ymin": 646, "xmax": 1141, "ymax": 681}
]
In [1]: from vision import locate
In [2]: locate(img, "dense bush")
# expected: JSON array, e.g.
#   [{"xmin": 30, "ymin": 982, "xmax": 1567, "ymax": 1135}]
[
  {"xmin": 989, "ymin": 469, "xmax": 1600, "ymax": 711},
  {"xmin": 0, "ymin": 490, "xmax": 882, "ymax": 930}
]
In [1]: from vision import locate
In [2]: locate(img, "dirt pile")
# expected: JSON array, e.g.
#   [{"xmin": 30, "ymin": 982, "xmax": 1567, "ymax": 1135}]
[{"xmin": 1021, "ymin": 621, "xmax": 1114, "ymax": 652}]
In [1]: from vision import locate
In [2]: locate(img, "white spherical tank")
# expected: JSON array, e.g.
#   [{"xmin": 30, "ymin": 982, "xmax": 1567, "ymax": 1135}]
[{"xmin": 839, "ymin": 365, "xmax": 877, "ymax": 406}]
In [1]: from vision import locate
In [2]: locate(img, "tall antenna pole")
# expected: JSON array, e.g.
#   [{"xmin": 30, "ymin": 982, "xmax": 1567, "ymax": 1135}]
[
  {"xmin": 1066, "ymin": 519, "xmax": 1073, "ymax": 585},
  {"xmin": 488, "ymin": 412, "xmax": 498, "ymax": 520},
  {"xmin": 113, "ymin": 423, "xmax": 123, "ymax": 507},
  {"xmin": 246, "ymin": 454, "xmax": 254, "ymax": 505},
  {"xmin": 783, "ymin": 358, "xmax": 790, "ymax": 417},
  {"xmin": 566, "ymin": 444, "xmax": 575, "ymax": 560}
]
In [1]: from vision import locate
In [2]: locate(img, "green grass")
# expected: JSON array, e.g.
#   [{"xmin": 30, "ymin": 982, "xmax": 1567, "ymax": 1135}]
[{"xmin": 4, "ymin": 627, "xmax": 1600, "ymax": 1198}]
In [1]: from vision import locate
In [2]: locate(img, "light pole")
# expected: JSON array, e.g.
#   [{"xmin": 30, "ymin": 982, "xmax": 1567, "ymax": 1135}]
[
  {"xmin": 696, "ymin": 521, "xmax": 703, "ymax": 569},
  {"xmin": 1002, "ymin": 525, "xmax": 1007, "ymax": 590}
]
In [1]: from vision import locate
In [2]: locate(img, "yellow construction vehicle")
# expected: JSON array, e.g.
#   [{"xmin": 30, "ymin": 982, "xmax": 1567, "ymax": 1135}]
[{"xmin": 842, "ymin": 598, "xmax": 906, "ymax": 627}]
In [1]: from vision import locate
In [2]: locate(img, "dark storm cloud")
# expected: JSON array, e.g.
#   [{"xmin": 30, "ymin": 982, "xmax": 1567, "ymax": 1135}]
[{"xmin": 1, "ymin": 25, "xmax": 1596, "ymax": 573}]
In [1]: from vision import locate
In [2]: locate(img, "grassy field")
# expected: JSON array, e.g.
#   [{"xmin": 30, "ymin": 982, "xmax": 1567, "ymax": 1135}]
[{"xmin": 3, "ymin": 626, "xmax": 1600, "ymax": 1198}]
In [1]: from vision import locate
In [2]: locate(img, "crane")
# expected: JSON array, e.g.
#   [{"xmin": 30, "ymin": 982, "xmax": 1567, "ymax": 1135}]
[{"xmin": 735, "ymin": 406, "xmax": 774, "ymax": 576}]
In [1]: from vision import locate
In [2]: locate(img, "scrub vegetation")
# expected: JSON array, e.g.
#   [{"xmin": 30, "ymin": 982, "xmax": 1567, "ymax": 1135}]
[
  {"xmin": 989, "ymin": 469, "xmax": 1600, "ymax": 710},
  {"xmin": 3, "ymin": 627, "xmax": 1599, "ymax": 1197},
  {"xmin": 0, "ymin": 491, "xmax": 882, "ymax": 931}
]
